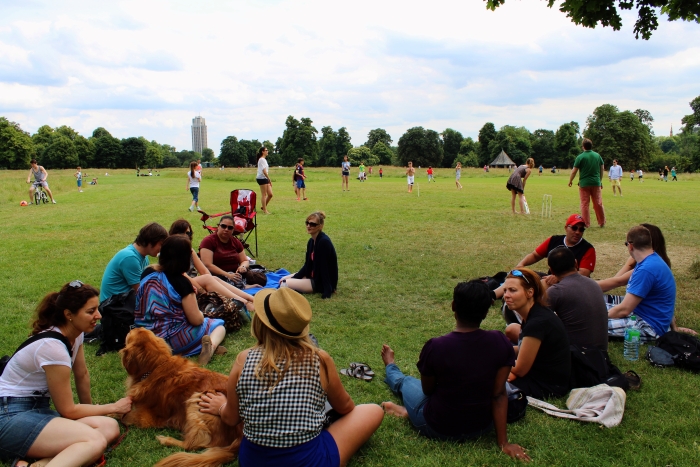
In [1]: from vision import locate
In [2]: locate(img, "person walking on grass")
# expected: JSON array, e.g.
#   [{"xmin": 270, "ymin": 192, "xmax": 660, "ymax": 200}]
[
  {"xmin": 671, "ymin": 167, "xmax": 677, "ymax": 181},
  {"xmin": 358, "ymin": 162, "xmax": 366, "ymax": 182},
  {"xmin": 406, "ymin": 162, "xmax": 416, "ymax": 193},
  {"xmin": 295, "ymin": 158, "xmax": 307, "ymax": 201},
  {"xmin": 637, "ymin": 168, "xmax": 644, "ymax": 182},
  {"xmin": 608, "ymin": 159, "xmax": 623, "ymax": 197},
  {"xmin": 427, "ymin": 166, "xmax": 435, "ymax": 182},
  {"xmin": 455, "ymin": 162, "xmax": 463, "ymax": 189},
  {"xmin": 256, "ymin": 147, "xmax": 273, "ymax": 214},
  {"xmin": 341, "ymin": 155, "xmax": 351, "ymax": 191},
  {"xmin": 187, "ymin": 161, "xmax": 201, "ymax": 212},
  {"xmin": 569, "ymin": 139, "xmax": 605, "ymax": 228},
  {"xmin": 74, "ymin": 166, "xmax": 83, "ymax": 193}
]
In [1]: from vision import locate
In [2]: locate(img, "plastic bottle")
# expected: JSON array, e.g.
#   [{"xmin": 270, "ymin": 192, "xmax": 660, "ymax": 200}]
[{"xmin": 623, "ymin": 316, "xmax": 641, "ymax": 361}]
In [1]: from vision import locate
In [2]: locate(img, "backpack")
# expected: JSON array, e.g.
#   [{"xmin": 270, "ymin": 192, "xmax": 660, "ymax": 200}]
[
  {"xmin": 569, "ymin": 345, "xmax": 629, "ymax": 392},
  {"xmin": 656, "ymin": 331, "xmax": 700, "ymax": 372},
  {"xmin": 1, "ymin": 331, "xmax": 72, "ymax": 376},
  {"xmin": 96, "ymin": 290, "xmax": 137, "ymax": 356}
]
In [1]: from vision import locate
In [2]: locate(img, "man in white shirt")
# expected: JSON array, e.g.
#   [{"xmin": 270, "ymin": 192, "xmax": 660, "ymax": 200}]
[{"xmin": 608, "ymin": 159, "xmax": 623, "ymax": 197}]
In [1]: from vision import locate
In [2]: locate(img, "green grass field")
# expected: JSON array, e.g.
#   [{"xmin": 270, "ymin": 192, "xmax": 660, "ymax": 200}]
[{"xmin": 1, "ymin": 166, "xmax": 699, "ymax": 466}]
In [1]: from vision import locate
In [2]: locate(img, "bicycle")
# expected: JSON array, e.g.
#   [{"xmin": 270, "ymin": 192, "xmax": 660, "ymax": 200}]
[{"xmin": 33, "ymin": 181, "xmax": 49, "ymax": 205}]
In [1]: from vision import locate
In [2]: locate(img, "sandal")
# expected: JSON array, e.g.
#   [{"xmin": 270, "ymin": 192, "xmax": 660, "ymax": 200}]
[
  {"xmin": 340, "ymin": 366, "xmax": 373, "ymax": 381},
  {"xmin": 349, "ymin": 362, "xmax": 375, "ymax": 377},
  {"xmin": 624, "ymin": 370, "xmax": 641, "ymax": 390}
]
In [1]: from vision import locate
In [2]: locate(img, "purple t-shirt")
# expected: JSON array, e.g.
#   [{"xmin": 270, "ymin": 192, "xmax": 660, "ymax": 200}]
[{"xmin": 417, "ymin": 329, "xmax": 515, "ymax": 436}]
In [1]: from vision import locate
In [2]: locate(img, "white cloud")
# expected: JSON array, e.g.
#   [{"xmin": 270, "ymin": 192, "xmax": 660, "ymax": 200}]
[{"xmin": 0, "ymin": 0, "xmax": 698, "ymax": 154}]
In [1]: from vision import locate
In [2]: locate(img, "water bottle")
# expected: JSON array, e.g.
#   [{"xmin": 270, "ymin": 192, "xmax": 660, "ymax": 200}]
[{"xmin": 623, "ymin": 316, "xmax": 641, "ymax": 361}]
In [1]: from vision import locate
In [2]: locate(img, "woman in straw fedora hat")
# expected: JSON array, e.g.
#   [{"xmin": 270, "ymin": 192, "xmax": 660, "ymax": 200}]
[{"xmin": 199, "ymin": 288, "xmax": 383, "ymax": 467}]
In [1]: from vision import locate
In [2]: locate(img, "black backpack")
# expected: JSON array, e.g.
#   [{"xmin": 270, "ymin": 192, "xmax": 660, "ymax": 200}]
[
  {"xmin": 1, "ymin": 331, "xmax": 72, "ymax": 376},
  {"xmin": 569, "ymin": 345, "xmax": 629, "ymax": 391},
  {"xmin": 656, "ymin": 331, "xmax": 700, "ymax": 372},
  {"xmin": 96, "ymin": 290, "xmax": 136, "ymax": 356}
]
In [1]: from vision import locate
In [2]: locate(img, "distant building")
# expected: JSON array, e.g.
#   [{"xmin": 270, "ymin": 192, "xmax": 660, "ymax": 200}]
[{"xmin": 191, "ymin": 116, "xmax": 208, "ymax": 154}]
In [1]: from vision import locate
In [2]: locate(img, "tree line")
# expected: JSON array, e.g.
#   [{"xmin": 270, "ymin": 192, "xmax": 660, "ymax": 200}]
[{"xmin": 1, "ymin": 96, "xmax": 699, "ymax": 171}]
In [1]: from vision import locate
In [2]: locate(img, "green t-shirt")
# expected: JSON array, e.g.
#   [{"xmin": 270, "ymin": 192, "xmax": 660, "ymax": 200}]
[
  {"xmin": 573, "ymin": 150, "xmax": 604, "ymax": 187},
  {"xmin": 359, "ymin": 165, "xmax": 365, "ymax": 172}
]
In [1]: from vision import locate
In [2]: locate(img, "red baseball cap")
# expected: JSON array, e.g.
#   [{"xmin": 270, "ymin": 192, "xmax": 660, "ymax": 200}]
[{"xmin": 565, "ymin": 214, "xmax": 585, "ymax": 227}]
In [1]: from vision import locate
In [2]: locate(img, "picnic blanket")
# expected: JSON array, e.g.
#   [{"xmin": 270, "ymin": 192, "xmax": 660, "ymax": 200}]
[
  {"xmin": 245, "ymin": 269, "xmax": 291, "ymax": 296},
  {"xmin": 526, "ymin": 384, "xmax": 626, "ymax": 428}
]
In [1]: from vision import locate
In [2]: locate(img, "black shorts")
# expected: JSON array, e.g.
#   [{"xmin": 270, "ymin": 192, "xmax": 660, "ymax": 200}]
[
  {"xmin": 256, "ymin": 178, "xmax": 270, "ymax": 186},
  {"xmin": 342, "ymin": 171, "xmax": 349, "ymax": 177}
]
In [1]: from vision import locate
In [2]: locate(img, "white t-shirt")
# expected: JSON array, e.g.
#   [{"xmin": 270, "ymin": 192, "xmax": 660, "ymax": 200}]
[
  {"xmin": 187, "ymin": 170, "xmax": 201, "ymax": 188},
  {"xmin": 257, "ymin": 158, "xmax": 269, "ymax": 179},
  {"xmin": 0, "ymin": 329, "xmax": 82, "ymax": 398},
  {"xmin": 637, "ymin": 169, "xmax": 644, "ymax": 176}
]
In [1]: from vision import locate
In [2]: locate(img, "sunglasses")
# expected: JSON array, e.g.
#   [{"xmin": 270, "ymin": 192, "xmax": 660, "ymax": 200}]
[
  {"xmin": 625, "ymin": 241, "xmax": 633, "ymax": 247},
  {"xmin": 305, "ymin": 221, "xmax": 319, "ymax": 227},
  {"xmin": 568, "ymin": 225, "xmax": 586, "ymax": 233},
  {"xmin": 508, "ymin": 270, "xmax": 530, "ymax": 285},
  {"xmin": 69, "ymin": 280, "xmax": 84, "ymax": 288},
  {"xmin": 185, "ymin": 231, "xmax": 193, "ymax": 238},
  {"xmin": 219, "ymin": 224, "xmax": 235, "ymax": 231}
]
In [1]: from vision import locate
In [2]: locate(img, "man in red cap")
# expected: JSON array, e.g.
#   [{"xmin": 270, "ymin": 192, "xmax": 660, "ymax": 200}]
[{"xmin": 515, "ymin": 213, "xmax": 596, "ymax": 284}]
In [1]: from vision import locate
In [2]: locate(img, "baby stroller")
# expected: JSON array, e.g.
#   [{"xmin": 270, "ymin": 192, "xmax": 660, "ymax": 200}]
[{"xmin": 198, "ymin": 189, "xmax": 258, "ymax": 257}]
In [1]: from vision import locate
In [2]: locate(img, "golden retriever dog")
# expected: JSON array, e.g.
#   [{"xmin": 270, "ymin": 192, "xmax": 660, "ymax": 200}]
[{"xmin": 120, "ymin": 328, "xmax": 241, "ymax": 467}]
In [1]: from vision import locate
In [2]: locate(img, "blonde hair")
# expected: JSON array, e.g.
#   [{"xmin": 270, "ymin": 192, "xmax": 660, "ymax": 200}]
[
  {"xmin": 526, "ymin": 158, "xmax": 535, "ymax": 169},
  {"xmin": 251, "ymin": 315, "xmax": 326, "ymax": 389}
]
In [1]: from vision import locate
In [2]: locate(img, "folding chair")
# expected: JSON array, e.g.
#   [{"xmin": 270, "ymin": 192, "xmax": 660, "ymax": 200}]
[{"xmin": 198, "ymin": 189, "xmax": 258, "ymax": 257}]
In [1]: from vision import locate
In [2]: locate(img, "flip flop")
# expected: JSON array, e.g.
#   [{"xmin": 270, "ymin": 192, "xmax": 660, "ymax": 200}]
[
  {"xmin": 340, "ymin": 366, "xmax": 373, "ymax": 381},
  {"xmin": 624, "ymin": 370, "xmax": 641, "ymax": 390},
  {"xmin": 349, "ymin": 362, "xmax": 375, "ymax": 377}
]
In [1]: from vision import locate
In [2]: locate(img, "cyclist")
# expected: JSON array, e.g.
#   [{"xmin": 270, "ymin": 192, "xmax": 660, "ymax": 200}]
[{"xmin": 26, "ymin": 159, "xmax": 56, "ymax": 204}]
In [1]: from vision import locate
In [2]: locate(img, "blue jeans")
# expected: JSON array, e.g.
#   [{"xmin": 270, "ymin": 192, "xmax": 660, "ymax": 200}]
[
  {"xmin": 384, "ymin": 364, "xmax": 491, "ymax": 441},
  {"xmin": 190, "ymin": 187, "xmax": 199, "ymax": 202}
]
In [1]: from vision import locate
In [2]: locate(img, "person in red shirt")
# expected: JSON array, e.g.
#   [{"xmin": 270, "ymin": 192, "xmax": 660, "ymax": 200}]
[
  {"xmin": 427, "ymin": 167, "xmax": 435, "ymax": 182},
  {"xmin": 199, "ymin": 216, "xmax": 250, "ymax": 285}
]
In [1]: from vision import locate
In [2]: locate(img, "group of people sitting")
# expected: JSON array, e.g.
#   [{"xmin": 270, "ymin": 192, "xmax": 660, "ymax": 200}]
[{"xmin": 0, "ymin": 210, "xmax": 689, "ymax": 466}]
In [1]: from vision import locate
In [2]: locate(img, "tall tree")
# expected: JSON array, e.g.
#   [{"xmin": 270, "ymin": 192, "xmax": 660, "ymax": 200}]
[
  {"xmin": 43, "ymin": 135, "xmax": 78, "ymax": 169},
  {"xmin": 397, "ymin": 127, "xmax": 443, "ymax": 167},
  {"xmin": 477, "ymin": 123, "xmax": 497, "ymax": 166},
  {"xmin": 121, "ymin": 137, "xmax": 148, "ymax": 169},
  {"xmin": 201, "ymin": 147, "xmax": 215, "ymax": 162},
  {"xmin": 279, "ymin": 116, "xmax": 318, "ymax": 166},
  {"xmin": 365, "ymin": 128, "xmax": 392, "ymax": 149},
  {"xmin": 0, "ymin": 117, "xmax": 34, "ymax": 169},
  {"xmin": 347, "ymin": 146, "xmax": 377, "ymax": 166},
  {"xmin": 554, "ymin": 123, "xmax": 580, "ymax": 168},
  {"xmin": 371, "ymin": 141, "xmax": 393, "ymax": 165},
  {"xmin": 317, "ymin": 126, "xmax": 338, "ymax": 167},
  {"xmin": 487, "ymin": 126, "xmax": 533, "ymax": 165},
  {"xmin": 91, "ymin": 128, "xmax": 122, "ymax": 168},
  {"xmin": 219, "ymin": 136, "xmax": 247, "ymax": 167},
  {"xmin": 457, "ymin": 137, "xmax": 479, "ymax": 167},
  {"xmin": 239, "ymin": 139, "xmax": 262, "ymax": 166},
  {"xmin": 485, "ymin": 0, "xmax": 700, "ymax": 39},
  {"xmin": 335, "ymin": 127, "xmax": 352, "ymax": 165},
  {"xmin": 531, "ymin": 129, "xmax": 557, "ymax": 167},
  {"xmin": 584, "ymin": 104, "xmax": 654, "ymax": 169},
  {"xmin": 440, "ymin": 128, "xmax": 464, "ymax": 168}
]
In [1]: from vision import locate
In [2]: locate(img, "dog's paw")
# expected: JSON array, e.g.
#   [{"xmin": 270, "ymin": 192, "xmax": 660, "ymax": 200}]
[{"xmin": 156, "ymin": 435, "xmax": 185, "ymax": 448}]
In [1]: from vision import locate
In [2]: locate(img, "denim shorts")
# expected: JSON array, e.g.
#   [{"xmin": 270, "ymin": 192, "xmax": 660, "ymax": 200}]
[
  {"xmin": 190, "ymin": 187, "xmax": 199, "ymax": 202},
  {"xmin": 0, "ymin": 397, "xmax": 59, "ymax": 460},
  {"xmin": 296, "ymin": 179, "xmax": 306, "ymax": 189}
]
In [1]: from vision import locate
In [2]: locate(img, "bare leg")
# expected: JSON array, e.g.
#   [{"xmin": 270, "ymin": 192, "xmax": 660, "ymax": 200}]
[
  {"xmin": 265, "ymin": 185, "xmax": 273, "ymax": 211},
  {"xmin": 517, "ymin": 193, "xmax": 525, "ymax": 213},
  {"xmin": 24, "ymin": 417, "xmax": 116, "ymax": 466},
  {"xmin": 284, "ymin": 278, "xmax": 314, "ymax": 294},
  {"xmin": 191, "ymin": 275, "xmax": 254, "ymax": 308},
  {"xmin": 326, "ymin": 404, "xmax": 384, "ymax": 467},
  {"xmin": 44, "ymin": 186, "xmax": 55, "ymax": 202},
  {"xmin": 505, "ymin": 323, "xmax": 521, "ymax": 344},
  {"xmin": 198, "ymin": 326, "xmax": 226, "ymax": 365},
  {"xmin": 510, "ymin": 190, "xmax": 516, "ymax": 213}
]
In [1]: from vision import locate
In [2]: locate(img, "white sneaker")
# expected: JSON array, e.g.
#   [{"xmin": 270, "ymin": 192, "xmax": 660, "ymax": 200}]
[
  {"xmin": 52, "ymin": 200, "xmax": 57, "ymax": 204},
  {"xmin": 188, "ymin": 205, "xmax": 194, "ymax": 212},
  {"xmin": 79, "ymin": 190, "xmax": 83, "ymax": 193}
]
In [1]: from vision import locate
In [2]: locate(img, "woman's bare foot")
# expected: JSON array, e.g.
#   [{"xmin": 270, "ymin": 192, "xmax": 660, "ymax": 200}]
[
  {"xmin": 198, "ymin": 335, "xmax": 214, "ymax": 365},
  {"xmin": 381, "ymin": 344, "xmax": 395, "ymax": 366},
  {"xmin": 381, "ymin": 401, "xmax": 408, "ymax": 418}
]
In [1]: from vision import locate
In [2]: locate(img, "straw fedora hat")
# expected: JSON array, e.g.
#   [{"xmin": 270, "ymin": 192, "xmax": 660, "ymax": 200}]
[{"xmin": 253, "ymin": 288, "xmax": 311, "ymax": 339}]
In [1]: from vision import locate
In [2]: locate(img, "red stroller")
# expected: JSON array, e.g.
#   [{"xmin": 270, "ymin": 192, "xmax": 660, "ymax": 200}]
[{"xmin": 198, "ymin": 189, "xmax": 258, "ymax": 257}]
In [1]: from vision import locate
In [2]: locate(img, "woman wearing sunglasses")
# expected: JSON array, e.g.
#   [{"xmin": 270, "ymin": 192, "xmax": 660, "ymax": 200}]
[
  {"xmin": 0, "ymin": 281, "xmax": 132, "ymax": 467},
  {"xmin": 503, "ymin": 268, "xmax": 570, "ymax": 399},
  {"xmin": 199, "ymin": 215, "xmax": 251, "ymax": 287},
  {"xmin": 169, "ymin": 219, "xmax": 255, "ymax": 308},
  {"xmin": 279, "ymin": 212, "xmax": 338, "ymax": 299}
]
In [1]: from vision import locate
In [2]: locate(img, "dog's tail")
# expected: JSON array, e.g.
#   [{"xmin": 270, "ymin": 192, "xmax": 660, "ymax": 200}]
[{"xmin": 154, "ymin": 439, "xmax": 240, "ymax": 467}]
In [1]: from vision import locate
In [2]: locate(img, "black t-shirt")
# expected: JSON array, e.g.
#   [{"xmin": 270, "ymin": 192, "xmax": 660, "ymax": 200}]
[
  {"xmin": 520, "ymin": 303, "xmax": 571, "ymax": 387},
  {"xmin": 141, "ymin": 267, "xmax": 194, "ymax": 298}
]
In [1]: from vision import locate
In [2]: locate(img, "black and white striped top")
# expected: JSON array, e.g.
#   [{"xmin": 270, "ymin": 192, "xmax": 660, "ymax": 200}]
[{"xmin": 237, "ymin": 347, "xmax": 327, "ymax": 448}]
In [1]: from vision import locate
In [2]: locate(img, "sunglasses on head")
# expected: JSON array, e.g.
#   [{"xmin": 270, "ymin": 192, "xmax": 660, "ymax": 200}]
[
  {"xmin": 305, "ymin": 221, "xmax": 319, "ymax": 227},
  {"xmin": 625, "ymin": 241, "xmax": 633, "ymax": 247},
  {"xmin": 508, "ymin": 270, "xmax": 530, "ymax": 285},
  {"xmin": 69, "ymin": 280, "xmax": 84, "ymax": 288},
  {"xmin": 219, "ymin": 224, "xmax": 235, "ymax": 231},
  {"xmin": 568, "ymin": 225, "xmax": 586, "ymax": 233}
]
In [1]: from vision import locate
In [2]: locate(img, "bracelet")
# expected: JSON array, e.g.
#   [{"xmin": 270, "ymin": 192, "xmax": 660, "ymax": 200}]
[{"xmin": 218, "ymin": 402, "xmax": 227, "ymax": 417}]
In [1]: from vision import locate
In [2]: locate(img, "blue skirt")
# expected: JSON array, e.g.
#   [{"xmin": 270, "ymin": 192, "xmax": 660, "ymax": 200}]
[
  {"xmin": 239, "ymin": 430, "xmax": 340, "ymax": 467},
  {"xmin": 0, "ymin": 397, "xmax": 58, "ymax": 460}
]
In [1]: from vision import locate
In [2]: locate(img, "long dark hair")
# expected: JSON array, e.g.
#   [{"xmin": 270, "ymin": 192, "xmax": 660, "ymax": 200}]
[
  {"xmin": 169, "ymin": 218, "xmax": 192, "ymax": 236},
  {"xmin": 256, "ymin": 147, "xmax": 266, "ymax": 162},
  {"xmin": 31, "ymin": 282, "xmax": 100, "ymax": 335},
  {"xmin": 641, "ymin": 223, "xmax": 670, "ymax": 268},
  {"xmin": 158, "ymin": 235, "xmax": 192, "ymax": 275}
]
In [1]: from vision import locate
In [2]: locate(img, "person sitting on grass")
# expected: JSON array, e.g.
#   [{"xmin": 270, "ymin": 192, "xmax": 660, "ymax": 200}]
[
  {"xmin": 198, "ymin": 288, "xmax": 384, "ymax": 467},
  {"xmin": 199, "ymin": 215, "xmax": 251, "ymax": 287},
  {"xmin": 135, "ymin": 235, "xmax": 226, "ymax": 366},
  {"xmin": 503, "ymin": 268, "xmax": 570, "ymax": 399},
  {"xmin": 380, "ymin": 280, "xmax": 530, "ymax": 462},
  {"xmin": 0, "ymin": 281, "xmax": 132, "ymax": 467},
  {"xmin": 279, "ymin": 212, "xmax": 338, "ymax": 299}
]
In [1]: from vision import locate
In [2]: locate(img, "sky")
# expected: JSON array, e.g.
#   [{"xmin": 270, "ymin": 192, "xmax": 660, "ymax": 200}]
[{"xmin": 1, "ymin": 0, "xmax": 699, "ymax": 155}]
